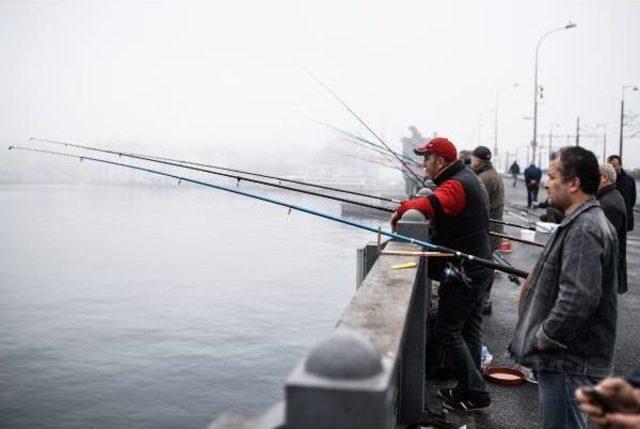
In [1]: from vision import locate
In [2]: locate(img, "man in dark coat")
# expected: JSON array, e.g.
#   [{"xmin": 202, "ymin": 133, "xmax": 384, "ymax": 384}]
[
  {"xmin": 392, "ymin": 137, "xmax": 492, "ymax": 411},
  {"xmin": 509, "ymin": 160, "xmax": 520, "ymax": 187},
  {"xmin": 598, "ymin": 163, "xmax": 628, "ymax": 293},
  {"xmin": 471, "ymin": 146, "xmax": 505, "ymax": 314},
  {"xmin": 607, "ymin": 155, "xmax": 637, "ymax": 231},
  {"xmin": 524, "ymin": 162, "xmax": 542, "ymax": 208}
]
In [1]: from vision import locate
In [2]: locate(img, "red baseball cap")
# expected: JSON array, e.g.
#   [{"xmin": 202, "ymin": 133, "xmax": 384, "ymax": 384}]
[{"xmin": 413, "ymin": 137, "xmax": 457, "ymax": 162}]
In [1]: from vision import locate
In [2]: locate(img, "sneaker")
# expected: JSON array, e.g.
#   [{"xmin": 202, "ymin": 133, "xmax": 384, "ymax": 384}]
[
  {"xmin": 437, "ymin": 388, "xmax": 491, "ymax": 412},
  {"xmin": 436, "ymin": 388, "xmax": 457, "ymax": 402}
]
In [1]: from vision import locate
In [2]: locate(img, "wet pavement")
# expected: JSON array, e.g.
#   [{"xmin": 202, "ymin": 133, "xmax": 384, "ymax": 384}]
[{"xmin": 423, "ymin": 178, "xmax": 640, "ymax": 429}]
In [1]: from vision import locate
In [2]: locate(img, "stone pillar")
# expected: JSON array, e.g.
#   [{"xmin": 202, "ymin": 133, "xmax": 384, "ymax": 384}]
[{"xmin": 285, "ymin": 330, "xmax": 393, "ymax": 429}]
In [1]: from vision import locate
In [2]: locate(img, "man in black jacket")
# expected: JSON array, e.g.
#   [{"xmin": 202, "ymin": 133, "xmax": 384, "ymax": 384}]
[
  {"xmin": 607, "ymin": 155, "xmax": 637, "ymax": 231},
  {"xmin": 598, "ymin": 163, "xmax": 628, "ymax": 293},
  {"xmin": 524, "ymin": 162, "xmax": 542, "ymax": 208},
  {"xmin": 392, "ymin": 137, "xmax": 492, "ymax": 411}
]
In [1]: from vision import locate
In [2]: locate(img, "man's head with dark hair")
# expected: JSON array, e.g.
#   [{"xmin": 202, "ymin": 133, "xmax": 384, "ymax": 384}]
[
  {"xmin": 558, "ymin": 147, "xmax": 600, "ymax": 194},
  {"xmin": 607, "ymin": 154, "xmax": 623, "ymax": 175},
  {"xmin": 546, "ymin": 146, "xmax": 599, "ymax": 212}
]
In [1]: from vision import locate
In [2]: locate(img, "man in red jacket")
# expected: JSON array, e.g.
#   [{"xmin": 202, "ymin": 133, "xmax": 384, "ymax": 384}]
[{"xmin": 392, "ymin": 137, "xmax": 493, "ymax": 411}]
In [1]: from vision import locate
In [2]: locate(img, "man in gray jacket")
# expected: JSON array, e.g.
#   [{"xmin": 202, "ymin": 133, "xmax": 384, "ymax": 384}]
[
  {"xmin": 471, "ymin": 146, "xmax": 505, "ymax": 315},
  {"xmin": 510, "ymin": 147, "xmax": 618, "ymax": 429}
]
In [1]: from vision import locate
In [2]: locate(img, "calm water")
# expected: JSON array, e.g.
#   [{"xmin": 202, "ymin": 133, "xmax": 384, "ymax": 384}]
[{"xmin": 0, "ymin": 184, "xmax": 378, "ymax": 428}]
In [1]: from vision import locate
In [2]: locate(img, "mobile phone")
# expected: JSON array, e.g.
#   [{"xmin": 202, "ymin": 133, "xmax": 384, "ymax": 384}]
[{"xmin": 581, "ymin": 386, "xmax": 617, "ymax": 413}]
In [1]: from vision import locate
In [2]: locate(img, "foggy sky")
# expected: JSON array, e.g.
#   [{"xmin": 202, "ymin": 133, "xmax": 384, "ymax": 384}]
[{"xmin": 1, "ymin": 0, "xmax": 640, "ymax": 178}]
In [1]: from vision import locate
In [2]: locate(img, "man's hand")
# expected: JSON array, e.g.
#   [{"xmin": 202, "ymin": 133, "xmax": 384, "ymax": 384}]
[
  {"xmin": 390, "ymin": 211, "xmax": 401, "ymax": 232},
  {"xmin": 576, "ymin": 378, "xmax": 640, "ymax": 429}
]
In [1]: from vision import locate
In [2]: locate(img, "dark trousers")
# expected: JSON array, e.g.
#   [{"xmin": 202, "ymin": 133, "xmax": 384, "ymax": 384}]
[
  {"xmin": 435, "ymin": 273, "xmax": 492, "ymax": 397},
  {"xmin": 527, "ymin": 185, "xmax": 539, "ymax": 208}
]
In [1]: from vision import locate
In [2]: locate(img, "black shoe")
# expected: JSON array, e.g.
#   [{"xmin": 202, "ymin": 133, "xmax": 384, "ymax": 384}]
[
  {"xmin": 483, "ymin": 301, "xmax": 492, "ymax": 315},
  {"xmin": 436, "ymin": 388, "xmax": 457, "ymax": 402},
  {"xmin": 437, "ymin": 388, "xmax": 491, "ymax": 412},
  {"xmin": 443, "ymin": 396, "xmax": 491, "ymax": 411}
]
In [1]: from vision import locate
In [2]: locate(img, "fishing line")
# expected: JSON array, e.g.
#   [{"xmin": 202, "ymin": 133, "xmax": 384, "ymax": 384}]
[
  {"xmin": 300, "ymin": 66, "xmax": 426, "ymax": 186},
  {"xmin": 30, "ymin": 138, "xmax": 545, "ymax": 247},
  {"xmin": 9, "ymin": 145, "xmax": 529, "ymax": 278}
]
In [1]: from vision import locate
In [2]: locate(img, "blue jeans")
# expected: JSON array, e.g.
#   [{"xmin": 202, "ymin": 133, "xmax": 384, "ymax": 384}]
[{"xmin": 535, "ymin": 370, "xmax": 600, "ymax": 429}]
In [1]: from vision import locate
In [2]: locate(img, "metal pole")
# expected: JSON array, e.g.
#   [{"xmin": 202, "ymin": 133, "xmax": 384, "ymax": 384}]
[
  {"xmin": 620, "ymin": 85, "xmax": 639, "ymax": 157},
  {"xmin": 531, "ymin": 23, "xmax": 576, "ymax": 164},
  {"xmin": 619, "ymin": 96, "xmax": 625, "ymax": 157},
  {"xmin": 576, "ymin": 116, "xmax": 580, "ymax": 146},
  {"xmin": 603, "ymin": 126, "xmax": 607, "ymax": 162}
]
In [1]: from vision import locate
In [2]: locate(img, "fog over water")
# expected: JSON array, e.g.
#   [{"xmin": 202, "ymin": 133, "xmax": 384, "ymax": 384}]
[
  {"xmin": 1, "ymin": 0, "xmax": 640, "ymax": 177},
  {"xmin": 1, "ymin": 1, "xmax": 639, "ymax": 428}
]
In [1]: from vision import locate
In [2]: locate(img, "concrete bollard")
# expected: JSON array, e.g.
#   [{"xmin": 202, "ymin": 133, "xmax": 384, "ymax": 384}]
[
  {"xmin": 286, "ymin": 330, "xmax": 393, "ymax": 429},
  {"xmin": 396, "ymin": 209, "xmax": 429, "ymax": 243}
]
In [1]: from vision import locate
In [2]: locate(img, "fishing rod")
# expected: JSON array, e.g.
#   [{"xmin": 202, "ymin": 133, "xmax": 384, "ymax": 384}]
[
  {"xmin": 337, "ymin": 136, "xmax": 427, "ymax": 185},
  {"xmin": 30, "ymin": 138, "xmax": 545, "ymax": 247},
  {"xmin": 302, "ymin": 67, "xmax": 426, "ymax": 187},
  {"xmin": 490, "ymin": 231, "xmax": 544, "ymax": 248},
  {"xmin": 330, "ymin": 150, "xmax": 409, "ymax": 173},
  {"xmin": 27, "ymin": 140, "xmax": 398, "ymax": 213},
  {"xmin": 492, "ymin": 218, "xmax": 536, "ymax": 231},
  {"xmin": 340, "ymin": 134, "xmax": 415, "ymax": 167},
  {"xmin": 30, "ymin": 137, "xmax": 402, "ymax": 205},
  {"xmin": 306, "ymin": 116, "xmax": 421, "ymax": 166},
  {"xmin": 9, "ymin": 145, "xmax": 529, "ymax": 279},
  {"xmin": 493, "ymin": 252, "xmax": 521, "ymax": 286}
]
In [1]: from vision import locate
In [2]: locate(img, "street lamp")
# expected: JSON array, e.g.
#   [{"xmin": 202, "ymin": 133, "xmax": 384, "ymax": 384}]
[
  {"xmin": 494, "ymin": 83, "xmax": 519, "ymax": 157},
  {"xmin": 531, "ymin": 22, "xmax": 577, "ymax": 164},
  {"xmin": 619, "ymin": 85, "xmax": 639, "ymax": 158}
]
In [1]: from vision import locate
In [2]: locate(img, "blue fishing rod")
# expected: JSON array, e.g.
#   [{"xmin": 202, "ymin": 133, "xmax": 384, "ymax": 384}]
[{"xmin": 9, "ymin": 145, "xmax": 529, "ymax": 279}]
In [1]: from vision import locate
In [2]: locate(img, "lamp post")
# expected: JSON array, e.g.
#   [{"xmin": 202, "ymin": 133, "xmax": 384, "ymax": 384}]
[
  {"xmin": 619, "ymin": 85, "xmax": 638, "ymax": 158},
  {"xmin": 494, "ymin": 83, "xmax": 519, "ymax": 158},
  {"xmin": 531, "ymin": 22, "xmax": 577, "ymax": 164}
]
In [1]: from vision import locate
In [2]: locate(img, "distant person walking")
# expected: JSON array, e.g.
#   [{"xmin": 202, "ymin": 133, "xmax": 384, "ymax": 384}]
[
  {"xmin": 471, "ymin": 146, "xmax": 504, "ymax": 315},
  {"xmin": 524, "ymin": 162, "xmax": 542, "ymax": 208},
  {"xmin": 511, "ymin": 147, "xmax": 618, "ymax": 429},
  {"xmin": 607, "ymin": 155, "xmax": 637, "ymax": 231},
  {"xmin": 597, "ymin": 163, "xmax": 628, "ymax": 294},
  {"xmin": 509, "ymin": 160, "xmax": 520, "ymax": 187}
]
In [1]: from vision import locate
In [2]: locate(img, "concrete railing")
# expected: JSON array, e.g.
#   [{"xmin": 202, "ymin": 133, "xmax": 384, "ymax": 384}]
[{"xmin": 210, "ymin": 217, "xmax": 431, "ymax": 429}]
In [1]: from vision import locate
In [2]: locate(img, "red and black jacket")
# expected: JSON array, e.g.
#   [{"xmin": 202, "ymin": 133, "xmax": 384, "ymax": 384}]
[{"xmin": 396, "ymin": 160, "xmax": 491, "ymax": 279}]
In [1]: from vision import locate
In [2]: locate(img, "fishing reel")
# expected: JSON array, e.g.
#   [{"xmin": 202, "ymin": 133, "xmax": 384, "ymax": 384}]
[{"xmin": 442, "ymin": 260, "xmax": 472, "ymax": 287}]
